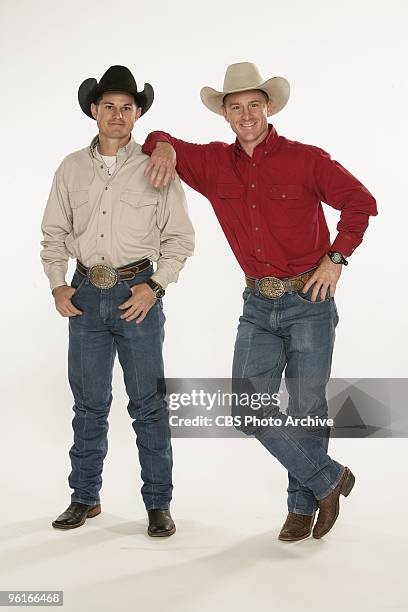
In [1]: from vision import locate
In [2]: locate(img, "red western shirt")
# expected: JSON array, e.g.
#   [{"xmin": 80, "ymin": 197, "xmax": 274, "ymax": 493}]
[{"xmin": 143, "ymin": 125, "xmax": 377, "ymax": 279}]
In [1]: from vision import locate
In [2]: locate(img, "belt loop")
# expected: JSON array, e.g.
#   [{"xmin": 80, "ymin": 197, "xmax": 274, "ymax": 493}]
[{"xmin": 254, "ymin": 279, "xmax": 260, "ymax": 295}]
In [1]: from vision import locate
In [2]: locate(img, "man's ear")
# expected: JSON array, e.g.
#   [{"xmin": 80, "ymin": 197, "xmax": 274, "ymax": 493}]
[
  {"xmin": 221, "ymin": 105, "xmax": 229, "ymax": 122},
  {"xmin": 266, "ymin": 99, "xmax": 273, "ymax": 117},
  {"xmin": 90, "ymin": 102, "xmax": 98, "ymax": 120},
  {"xmin": 135, "ymin": 106, "xmax": 142, "ymax": 120}
]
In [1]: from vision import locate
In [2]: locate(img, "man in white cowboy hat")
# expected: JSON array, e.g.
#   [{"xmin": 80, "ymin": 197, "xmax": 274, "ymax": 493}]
[
  {"xmin": 40, "ymin": 65, "xmax": 194, "ymax": 536},
  {"xmin": 142, "ymin": 62, "xmax": 377, "ymax": 541}
]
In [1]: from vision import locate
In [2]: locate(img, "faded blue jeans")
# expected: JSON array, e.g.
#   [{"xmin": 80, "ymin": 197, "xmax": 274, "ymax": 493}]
[
  {"xmin": 67, "ymin": 265, "xmax": 172, "ymax": 510},
  {"xmin": 232, "ymin": 283, "xmax": 345, "ymax": 516}
]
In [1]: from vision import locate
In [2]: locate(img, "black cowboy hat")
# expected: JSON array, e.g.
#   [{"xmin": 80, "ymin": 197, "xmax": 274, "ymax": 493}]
[{"xmin": 78, "ymin": 65, "xmax": 154, "ymax": 119}]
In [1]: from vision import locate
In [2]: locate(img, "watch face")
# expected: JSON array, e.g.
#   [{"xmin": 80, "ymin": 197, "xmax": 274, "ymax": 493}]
[
  {"xmin": 331, "ymin": 252, "xmax": 342, "ymax": 263},
  {"xmin": 156, "ymin": 288, "xmax": 165, "ymax": 298}
]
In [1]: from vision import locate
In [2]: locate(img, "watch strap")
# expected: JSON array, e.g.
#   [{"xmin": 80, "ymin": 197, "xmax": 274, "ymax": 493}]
[{"xmin": 328, "ymin": 251, "xmax": 348, "ymax": 265}]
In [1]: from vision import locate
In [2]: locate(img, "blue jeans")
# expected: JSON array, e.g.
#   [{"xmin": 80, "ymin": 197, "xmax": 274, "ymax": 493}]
[
  {"xmin": 232, "ymin": 284, "xmax": 345, "ymax": 516},
  {"xmin": 67, "ymin": 265, "xmax": 172, "ymax": 510}
]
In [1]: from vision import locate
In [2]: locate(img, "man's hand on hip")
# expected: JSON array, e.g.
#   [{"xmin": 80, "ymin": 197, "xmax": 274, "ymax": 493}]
[
  {"xmin": 302, "ymin": 255, "xmax": 342, "ymax": 301},
  {"xmin": 118, "ymin": 283, "xmax": 157, "ymax": 324},
  {"xmin": 144, "ymin": 142, "xmax": 176, "ymax": 188},
  {"xmin": 53, "ymin": 285, "xmax": 83, "ymax": 317}
]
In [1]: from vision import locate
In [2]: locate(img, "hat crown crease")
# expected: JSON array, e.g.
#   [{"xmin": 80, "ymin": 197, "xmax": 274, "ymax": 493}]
[{"xmin": 223, "ymin": 62, "xmax": 264, "ymax": 92}]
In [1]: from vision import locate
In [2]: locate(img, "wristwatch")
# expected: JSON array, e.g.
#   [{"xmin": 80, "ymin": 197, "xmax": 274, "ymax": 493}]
[
  {"xmin": 328, "ymin": 251, "xmax": 348, "ymax": 266},
  {"xmin": 146, "ymin": 278, "xmax": 165, "ymax": 298}
]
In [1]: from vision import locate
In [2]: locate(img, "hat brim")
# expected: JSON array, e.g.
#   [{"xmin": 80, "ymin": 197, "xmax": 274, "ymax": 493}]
[
  {"xmin": 200, "ymin": 76, "xmax": 290, "ymax": 116},
  {"xmin": 78, "ymin": 79, "xmax": 154, "ymax": 119}
]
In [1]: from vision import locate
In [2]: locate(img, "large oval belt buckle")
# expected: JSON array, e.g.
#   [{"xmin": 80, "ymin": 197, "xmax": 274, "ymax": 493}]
[
  {"xmin": 258, "ymin": 276, "xmax": 285, "ymax": 299},
  {"xmin": 88, "ymin": 265, "xmax": 118, "ymax": 289}
]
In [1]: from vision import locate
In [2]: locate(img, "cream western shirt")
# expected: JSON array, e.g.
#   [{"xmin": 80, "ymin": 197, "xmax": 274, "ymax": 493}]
[{"xmin": 40, "ymin": 135, "xmax": 195, "ymax": 291}]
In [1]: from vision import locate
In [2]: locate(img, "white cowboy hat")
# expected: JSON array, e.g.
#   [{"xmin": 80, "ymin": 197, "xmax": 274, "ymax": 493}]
[{"xmin": 200, "ymin": 62, "xmax": 290, "ymax": 116}]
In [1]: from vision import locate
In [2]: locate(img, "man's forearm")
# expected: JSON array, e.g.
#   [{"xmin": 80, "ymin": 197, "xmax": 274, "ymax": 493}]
[{"xmin": 143, "ymin": 132, "xmax": 209, "ymax": 194}]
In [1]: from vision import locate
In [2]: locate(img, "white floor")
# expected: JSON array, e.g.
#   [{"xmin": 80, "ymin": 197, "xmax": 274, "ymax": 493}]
[{"xmin": 1, "ymin": 437, "xmax": 407, "ymax": 612}]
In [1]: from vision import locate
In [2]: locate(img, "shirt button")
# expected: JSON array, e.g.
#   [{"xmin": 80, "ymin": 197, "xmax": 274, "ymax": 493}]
[
  {"xmin": 251, "ymin": 204, "xmax": 256, "ymax": 209},
  {"xmin": 101, "ymin": 256, "xmax": 105, "ymax": 260},
  {"xmin": 100, "ymin": 165, "xmax": 103, "ymax": 169},
  {"xmin": 251, "ymin": 183, "xmax": 255, "ymax": 188},
  {"xmin": 256, "ymin": 248, "xmax": 261, "ymax": 253},
  {"xmin": 102, "ymin": 210, "xmax": 106, "ymax": 214},
  {"xmin": 282, "ymin": 193, "xmax": 286, "ymax": 198},
  {"xmin": 255, "ymin": 226, "xmax": 259, "ymax": 231},
  {"xmin": 266, "ymin": 263, "xmax": 270, "ymax": 267},
  {"xmin": 100, "ymin": 234, "xmax": 104, "ymax": 238},
  {"xmin": 264, "ymin": 151, "xmax": 268, "ymax": 156},
  {"xmin": 252, "ymin": 163, "xmax": 256, "ymax": 167},
  {"xmin": 105, "ymin": 186, "xmax": 108, "ymax": 190}
]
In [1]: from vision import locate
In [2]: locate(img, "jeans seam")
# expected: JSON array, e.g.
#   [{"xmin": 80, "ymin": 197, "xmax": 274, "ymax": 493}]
[
  {"xmin": 237, "ymin": 321, "xmax": 255, "ymax": 379},
  {"xmin": 277, "ymin": 427, "xmax": 335, "ymax": 490},
  {"xmin": 266, "ymin": 341, "xmax": 285, "ymax": 403},
  {"xmin": 127, "ymin": 322, "xmax": 157, "ymax": 509},
  {"xmin": 147, "ymin": 427, "xmax": 156, "ymax": 509},
  {"xmin": 78, "ymin": 326, "xmax": 86, "ymax": 495},
  {"xmin": 293, "ymin": 492, "xmax": 300, "ymax": 514}
]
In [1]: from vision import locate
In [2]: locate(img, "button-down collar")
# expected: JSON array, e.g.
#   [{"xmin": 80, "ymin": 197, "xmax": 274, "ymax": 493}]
[
  {"xmin": 89, "ymin": 133, "xmax": 140, "ymax": 160},
  {"xmin": 233, "ymin": 124, "xmax": 281, "ymax": 158}
]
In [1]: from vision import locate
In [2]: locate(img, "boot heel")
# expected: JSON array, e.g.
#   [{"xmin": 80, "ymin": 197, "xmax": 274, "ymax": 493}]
[
  {"xmin": 340, "ymin": 469, "xmax": 355, "ymax": 497},
  {"xmin": 87, "ymin": 504, "xmax": 101, "ymax": 518}
]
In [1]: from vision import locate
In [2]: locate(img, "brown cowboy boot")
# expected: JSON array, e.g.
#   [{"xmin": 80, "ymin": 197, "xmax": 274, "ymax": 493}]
[
  {"xmin": 278, "ymin": 511, "xmax": 315, "ymax": 541},
  {"xmin": 313, "ymin": 467, "xmax": 355, "ymax": 539}
]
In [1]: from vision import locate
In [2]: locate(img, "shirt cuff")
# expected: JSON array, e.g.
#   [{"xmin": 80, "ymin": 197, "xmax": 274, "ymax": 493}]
[
  {"xmin": 49, "ymin": 274, "xmax": 67, "ymax": 293},
  {"xmin": 150, "ymin": 273, "xmax": 169, "ymax": 290},
  {"xmin": 330, "ymin": 233, "xmax": 359, "ymax": 258},
  {"xmin": 142, "ymin": 132, "xmax": 173, "ymax": 155},
  {"xmin": 151, "ymin": 260, "xmax": 184, "ymax": 289}
]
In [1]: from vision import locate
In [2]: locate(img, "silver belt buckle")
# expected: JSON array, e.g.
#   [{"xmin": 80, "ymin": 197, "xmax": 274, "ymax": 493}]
[
  {"xmin": 88, "ymin": 264, "xmax": 119, "ymax": 289},
  {"xmin": 258, "ymin": 276, "xmax": 285, "ymax": 299}
]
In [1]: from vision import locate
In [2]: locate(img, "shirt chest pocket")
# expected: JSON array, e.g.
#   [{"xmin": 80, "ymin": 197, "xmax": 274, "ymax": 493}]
[
  {"xmin": 265, "ymin": 184, "xmax": 307, "ymax": 228},
  {"xmin": 267, "ymin": 184, "xmax": 303, "ymax": 206},
  {"xmin": 119, "ymin": 190, "xmax": 159, "ymax": 232},
  {"xmin": 69, "ymin": 189, "xmax": 91, "ymax": 234}
]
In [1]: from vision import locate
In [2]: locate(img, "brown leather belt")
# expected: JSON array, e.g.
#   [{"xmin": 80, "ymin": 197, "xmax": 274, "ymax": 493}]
[
  {"xmin": 76, "ymin": 258, "xmax": 151, "ymax": 289},
  {"xmin": 245, "ymin": 267, "xmax": 317, "ymax": 299}
]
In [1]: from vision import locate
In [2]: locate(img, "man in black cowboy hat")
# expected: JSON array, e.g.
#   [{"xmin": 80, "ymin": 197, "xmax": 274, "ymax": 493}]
[
  {"xmin": 41, "ymin": 65, "xmax": 194, "ymax": 536},
  {"xmin": 142, "ymin": 62, "xmax": 377, "ymax": 542}
]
